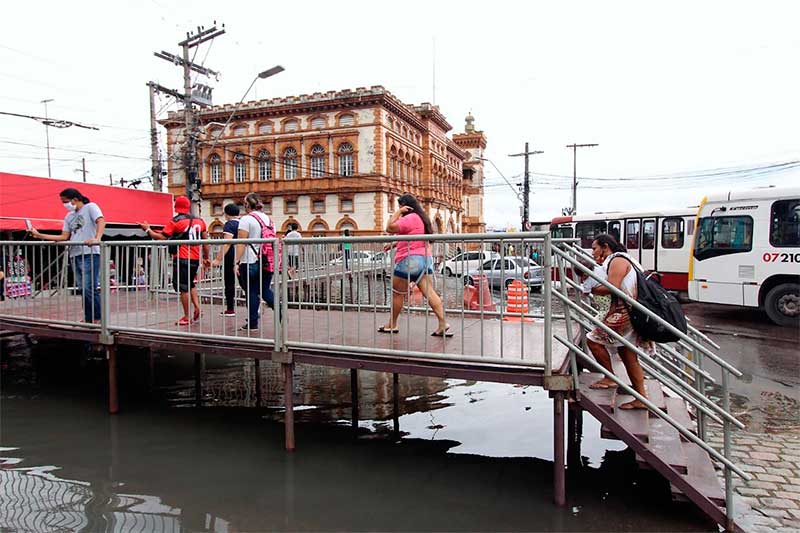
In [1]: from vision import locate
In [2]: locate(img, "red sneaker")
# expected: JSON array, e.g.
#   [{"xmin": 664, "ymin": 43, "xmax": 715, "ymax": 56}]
[
  {"xmin": 176, "ymin": 316, "xmax": 190, "ymax": 326},
  {"xmin": 219, "ymin": 310, "xmax": 236, "ymax": 317}
]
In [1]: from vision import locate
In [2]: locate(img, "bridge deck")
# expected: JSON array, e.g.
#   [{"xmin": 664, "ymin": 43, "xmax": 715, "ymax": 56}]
[{"xmin": 0, "ymin": 293, "xmax": 569, "ymax": 379}]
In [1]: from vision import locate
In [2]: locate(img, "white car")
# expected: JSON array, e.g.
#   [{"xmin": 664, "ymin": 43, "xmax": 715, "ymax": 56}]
[
  {"xmin": 328, "ymin": 250, "xmax": 374, "ymax": 266},
  {"xmin": 440, "ymin": 250, "xmax": 499, "ymax": 277}
]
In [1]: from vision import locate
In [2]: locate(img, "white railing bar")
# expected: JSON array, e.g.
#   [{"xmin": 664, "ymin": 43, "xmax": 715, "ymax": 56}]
[
  {"xmin": 553, "ymin": 245, "xmax": 742, "ymax": 377},
  {"xmin": 554, "ymin": 333, "xmax": 749, "ymax": 481},
  {"xmin": 286, "ymin": 339, "xmax": 545, "ymax": 369},
  {"xmin": 553, "ymin": 290, "xmax": 739, "ymax": 428}
]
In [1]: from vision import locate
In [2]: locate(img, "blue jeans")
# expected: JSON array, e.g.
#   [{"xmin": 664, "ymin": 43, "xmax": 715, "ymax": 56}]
[
  {"xmin": 237, "ymin": 262, "xmax": 276, "ymax": 328},
  {"xmin": 73, "ymin": 254, "xmax": 101, "ymax": 322}
]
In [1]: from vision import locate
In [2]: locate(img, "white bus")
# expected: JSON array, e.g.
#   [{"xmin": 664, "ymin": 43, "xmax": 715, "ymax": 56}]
[
  {"xmin": 550, "ymin": 207, "xmax": 697, "ymax": 293},
  {"xmin": 688, "ymin": 187, "xmax": 800, "ymax": 326}
]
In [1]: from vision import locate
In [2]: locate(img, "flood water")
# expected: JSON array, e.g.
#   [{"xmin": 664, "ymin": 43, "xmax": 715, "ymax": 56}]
[{"xmin": 0, "ymin": 338, "xmax": 716, "ymax": 533}]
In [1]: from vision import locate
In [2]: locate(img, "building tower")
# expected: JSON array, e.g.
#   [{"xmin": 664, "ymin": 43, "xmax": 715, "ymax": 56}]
[{"xmin": 453, "ymin": 112, "xmax": 487, "ymax": 234}]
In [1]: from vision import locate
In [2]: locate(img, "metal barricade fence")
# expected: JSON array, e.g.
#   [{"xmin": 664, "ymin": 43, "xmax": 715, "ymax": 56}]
[
  {"xmin": 1, "ymin": 232, "xmax": 559, "ymax": 370},
  {"xmin": 0, "ymin": 241, "xmax": 102, "ymax": 329}
]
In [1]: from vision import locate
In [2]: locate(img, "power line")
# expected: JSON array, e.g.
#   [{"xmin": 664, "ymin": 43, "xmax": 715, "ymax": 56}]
[{"xmin": 0, "ymin": 139, "xmax": 150, "ymax": 160}]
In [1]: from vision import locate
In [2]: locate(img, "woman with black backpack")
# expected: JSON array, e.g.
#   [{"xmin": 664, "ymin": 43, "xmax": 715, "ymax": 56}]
[{"xmin": 584, "ymin": 233, "xmax": 652, "ymax": 410}]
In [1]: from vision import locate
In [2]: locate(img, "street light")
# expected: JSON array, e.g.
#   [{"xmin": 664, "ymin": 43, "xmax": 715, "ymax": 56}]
[
  {"xmin": 41, "ymin": 99, "xmax": 53, "ymax": 177},
  {"xmin": 209, "ymin": 65, "xmax": 285, "ymax": 147},
  {"xmin": 477, "ymin": 156, "xmax": 523, "ymax": 202}
]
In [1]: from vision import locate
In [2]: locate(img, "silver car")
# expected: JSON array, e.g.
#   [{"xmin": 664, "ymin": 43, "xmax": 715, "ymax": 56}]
[{"xmin": 465, "ymin": 257, "xmax": 544, "ymax": 291}]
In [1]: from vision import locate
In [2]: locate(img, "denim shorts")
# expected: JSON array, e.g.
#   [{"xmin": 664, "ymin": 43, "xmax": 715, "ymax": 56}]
[{"xmin": 393, "ymin": 255, "xmax": 433, "ymax": 281}]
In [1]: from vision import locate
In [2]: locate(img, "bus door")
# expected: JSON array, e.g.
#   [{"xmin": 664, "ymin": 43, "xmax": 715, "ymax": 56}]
[
  {"xmin": 625, "ymin": 219, "xmax": 641, "ymax": 263},
  {"xmin": 641, "ymin": 218, "xmax": 657, "ymax": 270}
]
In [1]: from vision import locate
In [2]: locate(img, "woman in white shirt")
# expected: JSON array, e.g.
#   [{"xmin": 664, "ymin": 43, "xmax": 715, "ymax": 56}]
[
  {"xmin": 585, "ymin": 233, "xmax": 652, "ymax": 410},
  {"xmin": 234, "ymin": 193, "xmax": 278, "ymax": 331}
]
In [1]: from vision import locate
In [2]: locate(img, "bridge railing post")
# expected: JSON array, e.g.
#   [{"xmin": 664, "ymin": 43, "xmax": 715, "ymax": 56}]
[
  {"xmin": 100, "ymin": 242, "xmax": 112, "ymax": 344},
  {"xmin": 543, "ymin": 233, "xmax": 552, "ymax": 377}
]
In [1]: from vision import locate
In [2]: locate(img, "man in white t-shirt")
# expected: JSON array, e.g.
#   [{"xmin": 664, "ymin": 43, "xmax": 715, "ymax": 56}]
[
  {"xmin": 234, "ymin": 193, "xmax": 278, "ymax": 330},
  {"xmin": 285, "ymin": 223, "xmax": 301, "ymax": 278}
]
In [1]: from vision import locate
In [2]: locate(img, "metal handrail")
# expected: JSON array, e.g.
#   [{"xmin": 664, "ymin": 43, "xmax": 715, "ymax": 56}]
[
  {"xmin": 554, "ymin": 334, "xmax": 749, "ymax": 480},
  {"xmin": 559, "ymin": 275, "xmax": 714, "ymax": 382},
  {"xmin": 552, "ymin": 246, "xmax": 742, "ymax": 377},
  {"xmin": 561, "ymin": 242, "xmax": 723, "ymax": 353},
  {"xmin": 551, "ymin": 289, "xmax": 739, "ymax": 428}
]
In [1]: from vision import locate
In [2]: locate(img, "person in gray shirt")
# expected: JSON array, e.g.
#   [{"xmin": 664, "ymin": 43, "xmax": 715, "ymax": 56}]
[{"xmin": 31, "ymin": 188, "xmax": 105, "ymax": 323}]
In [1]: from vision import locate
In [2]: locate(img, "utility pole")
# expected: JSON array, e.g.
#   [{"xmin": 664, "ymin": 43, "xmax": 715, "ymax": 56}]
[
  {"xmin": 81, "ymin": 158, "xmax": 86, "ymax": 182},
  {"xmin": 565, "ymin": 143, "xmax": 598, "ymax": 215},
  {"xmin": 509, "ymin": 142, "xmax": 544, "ymax": 231},
  {"xmin": 109, "ymin": 173, "xmax": 113, "ymax": 186},
  {"xmin": 41, "ymin": 99, "xmax": 53, "ymax": 177},
  {"xmin": 154, "ymin": 24, "xmax": 224, "ymax": 215}
]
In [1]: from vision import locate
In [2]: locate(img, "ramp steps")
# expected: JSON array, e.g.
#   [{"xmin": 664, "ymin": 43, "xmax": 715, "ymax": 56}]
[{"xmin": 577, "ymin": 372, "xmax": 731, "ymax": 530}]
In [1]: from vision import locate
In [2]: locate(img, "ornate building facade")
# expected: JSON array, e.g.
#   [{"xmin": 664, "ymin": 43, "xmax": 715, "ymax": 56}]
[{"xmin": 162, "ymin": 86, "xmax": 486, "ymax": 236}]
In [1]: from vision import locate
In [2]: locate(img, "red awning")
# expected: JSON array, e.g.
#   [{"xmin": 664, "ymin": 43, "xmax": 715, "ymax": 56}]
[{"xmin": 0, "ymin": 172, "xmax": 174, "ymax": 232}]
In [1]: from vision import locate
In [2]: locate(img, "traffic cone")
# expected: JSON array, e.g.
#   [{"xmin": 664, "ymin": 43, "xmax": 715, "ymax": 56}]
[
  {"xmin": 465, "ymin": 275, "xmax": 496, "ymax": 311},
  {"xmin": 504, "ymin": 279, "xmax": 533, "ymax": 322}
]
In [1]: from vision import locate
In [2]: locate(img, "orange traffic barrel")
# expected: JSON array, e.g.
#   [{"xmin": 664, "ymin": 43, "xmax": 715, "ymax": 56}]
[{"xmin": 503, "ymin": 279, "xmax": 533, "ymax": 322}]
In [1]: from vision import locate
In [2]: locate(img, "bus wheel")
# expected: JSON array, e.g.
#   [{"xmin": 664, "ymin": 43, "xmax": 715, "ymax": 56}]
[{"xmin": 764, "ymin": 283, "xmax": 800, "ymax": 327}]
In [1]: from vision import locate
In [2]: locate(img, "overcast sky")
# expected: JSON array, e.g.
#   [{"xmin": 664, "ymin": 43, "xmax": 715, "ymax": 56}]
[{"xmin": 2, "ymin": 0, "xmax": 798, "ymax": 228}]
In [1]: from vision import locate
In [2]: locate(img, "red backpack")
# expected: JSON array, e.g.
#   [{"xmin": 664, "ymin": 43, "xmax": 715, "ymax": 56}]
[{"xmin": 249, "ymin": 213, "xmax": 282, "ymax": 273}]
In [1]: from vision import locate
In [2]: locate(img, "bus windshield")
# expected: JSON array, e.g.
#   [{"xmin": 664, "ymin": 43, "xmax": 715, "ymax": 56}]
[{"xmin": 694, "ymin": 216, "xmax": 753, "ymax": 260}]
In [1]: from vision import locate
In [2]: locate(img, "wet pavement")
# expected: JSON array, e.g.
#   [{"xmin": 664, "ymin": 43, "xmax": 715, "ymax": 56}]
[
  {"xmin": 681, "ymin": 302, "xmax": 800, "ymax": 531},
  {"xmin": 1, "ymin": 298, "xmax": 797, "ymax": 532}
]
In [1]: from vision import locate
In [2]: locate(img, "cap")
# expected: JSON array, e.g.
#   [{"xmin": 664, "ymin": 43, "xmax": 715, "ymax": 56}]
[{"xmin": 174, "ymin": 196, "xmax": 191, "ymax": 214}]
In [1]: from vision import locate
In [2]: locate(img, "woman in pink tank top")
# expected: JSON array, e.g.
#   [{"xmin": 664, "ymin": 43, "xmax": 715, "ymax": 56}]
[{"xmin": 379, "ymin": 194, "xmax": 451, "ymax": 337}]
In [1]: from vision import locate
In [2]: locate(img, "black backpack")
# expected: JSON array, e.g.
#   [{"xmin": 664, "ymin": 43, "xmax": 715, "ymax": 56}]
[
  {"xmin": 609, "ymin": 254, "xmax": 688, "ymax": 343},
  {"xmin": 167, "ymin": 214, "xmax": 196, "ymax": 255}
]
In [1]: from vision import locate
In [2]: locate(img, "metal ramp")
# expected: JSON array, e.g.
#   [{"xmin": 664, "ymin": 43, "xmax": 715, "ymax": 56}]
[{"xmin": 550, "ymin": 241, "xmax": 750, "ymax": 532}]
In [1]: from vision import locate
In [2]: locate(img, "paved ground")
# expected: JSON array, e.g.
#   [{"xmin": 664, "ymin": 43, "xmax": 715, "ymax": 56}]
[{"xmin": 686, "ymin": 303, "xmax": 799, "ymax": 532}]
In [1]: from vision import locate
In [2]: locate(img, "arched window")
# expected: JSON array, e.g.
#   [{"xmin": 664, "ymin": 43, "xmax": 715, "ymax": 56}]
[
  {"xmin": 210, "ymin": 154, "xmax": 221, "ymax": 183},
  {"xmin": 233, "ymin": 125, "xmax": 248, "ymax": 137},
  {"xmin": 338, "ymin": 142, "xmax": 354, "ymax": 177},
  {"xmin": 258, "ymin": 122, "xmax": 273, "ymax": 134},
  {"xmin": 310, "ymin": 144, "xmax": 326, "ymax": 177},
  {"xmin": 283, "ymin": 119, "xmax": 299, "ymax": 132},
  {"xmin": 339, "ymin": 114, "xmax": 355, "ymax": 127},
  {"xmin": 311, "ymin": 116, "xmax": 326, "ymax": 129},
  {"xmin": 258, "ymin": 150, "xmax": 272, "ymax": 181},
  {"xmin": 233, "ymin": 152, "xmax": 247, "ymax": 182},
  {"xmin": 283, "ymin": 147, "xmax": 298, "ymax": 180},
  {"xmin": 311, "ymin": 221, "xmax": 327, "ymax": 236}
]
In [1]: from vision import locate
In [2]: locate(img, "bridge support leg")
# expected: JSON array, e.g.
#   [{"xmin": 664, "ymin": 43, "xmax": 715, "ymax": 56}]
[
  {"xmin": 351, "ymin": 368, "xmax": 359, "ymax": 431},
  {"xmin": 194, "ymin": 353, "xmax": 204, "ymax": 408},
  {"xmin": 107, "ymin": 344, "xmax": 118, "ymax": 414},
  {"xmin": 553, "ymin": 392, "xmax": 566, "ymax": 506},
  {"xmin": 392, "ymin": 372, "xmax": 400, "ymax": 438},
  {"xmin": 255, "ymin": 358, "xmax": 262, "ymax": 407},
  {"xmin": 284, "ymin": 362, "xmax": 295, "ymax": 451}
]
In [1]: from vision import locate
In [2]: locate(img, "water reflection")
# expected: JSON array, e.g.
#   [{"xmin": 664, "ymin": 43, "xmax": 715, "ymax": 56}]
[{"xmin": 1, "ymin": 342, "xmax": 713, "ymax": 532}]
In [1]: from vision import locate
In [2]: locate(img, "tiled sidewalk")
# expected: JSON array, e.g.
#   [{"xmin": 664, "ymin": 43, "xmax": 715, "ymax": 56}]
[{"xmin": 707, "ymin": 429, "xmax": 800, "ymax": 532}]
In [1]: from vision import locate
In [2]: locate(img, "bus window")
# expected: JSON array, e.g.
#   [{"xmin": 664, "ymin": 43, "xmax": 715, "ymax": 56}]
[
  {"xmin": 608, "ymin": 220, "xmax": 621, "ymax": 242},
  {"xmin": 642, "ymin": 220, "xmax": 656, "ymax": 249},
  {"xmin": 576, "ymin": 221, "xmax": 607, "ymax": 248},
  {"xmin": 770, "ymin": 199, "xmax": 800, "ymax": 247},
  {"xmin": 661, "ymin": 217, "xmax": 685, "ymax": 248},
  {"xmin": 626, "ymin": 220, "xmax": 640, "ymax": 250},
  {"xmin": 551, "ymin": 225, "xmax": 574, "ymax": 240},
  {"xmin": 687, "ymin": 218, "xmax": 695, "ymax": 236},
  {"xmin": 694, "ymin": 216, "xmax": 753, "ymax": 260}
]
